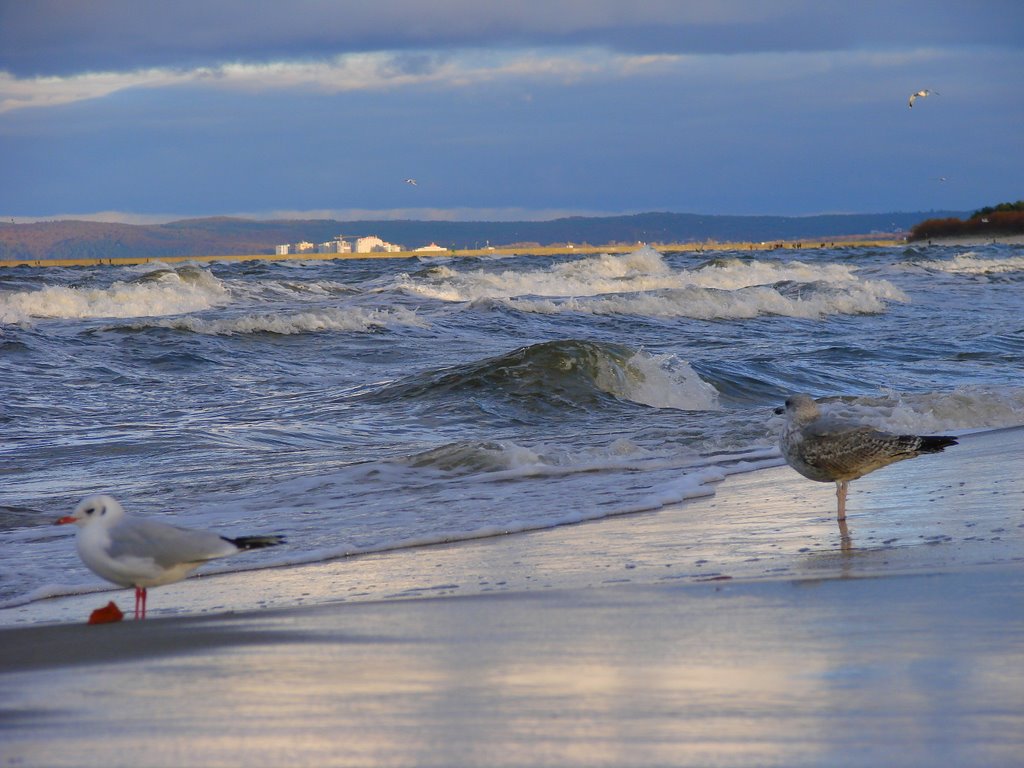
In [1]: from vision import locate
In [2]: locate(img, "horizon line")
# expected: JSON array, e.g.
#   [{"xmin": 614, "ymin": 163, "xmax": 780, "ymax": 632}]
[{"xmin": 4, "ymin": 206, "xmax": 967, "ymax": 226}]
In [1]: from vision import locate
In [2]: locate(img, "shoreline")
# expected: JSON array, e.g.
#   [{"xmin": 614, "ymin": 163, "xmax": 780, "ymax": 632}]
[
  {"xmin": 1, "ymin": 426, "xmax": 1022, "ymax": 766},
  {"xmin": 3, "ymin": 234, "xmax": 1018, "ymax": 269},
  {"xmin": 0, "ymin": 237, "xmax": 905, "ymax": 269},
  {"xmin": 4, "ymin": 424, "xmax": 1021, "ymax": 628},
  {"xmin": 909, "ymin": 233, "xmax": 1024, "ymax": 247}
]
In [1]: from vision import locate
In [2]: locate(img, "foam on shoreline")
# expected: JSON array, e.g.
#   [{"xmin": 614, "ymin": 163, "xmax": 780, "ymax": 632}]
[{"xmin": 3, "ymin": 424, "xmax": 1020, "ymax": 628}]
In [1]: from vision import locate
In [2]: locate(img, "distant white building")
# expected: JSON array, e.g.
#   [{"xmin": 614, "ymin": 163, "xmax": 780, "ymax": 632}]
[
  {"xmin": 278, "ymin": 235, "xmax": 400, "ymax": 255},
  {"xmin": 414, "ymin": 242, "xmax": 447, "ymax": 252},
  {"xmin": 316, "ymin": 238, "xmax": 352, "ymax": 254},
  {"xmin": 355, "ymin": 235, "xmax": 402, "ymax": 253}
]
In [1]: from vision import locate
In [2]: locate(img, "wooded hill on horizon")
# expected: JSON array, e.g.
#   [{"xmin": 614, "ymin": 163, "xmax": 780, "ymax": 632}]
[
  {"xmin": 0, "ymin": 210, "xmax": 967, "ymax": 260},
  {"xmin": 908, "ymin": 201, "xmax": 1024, "ymax": 241}
]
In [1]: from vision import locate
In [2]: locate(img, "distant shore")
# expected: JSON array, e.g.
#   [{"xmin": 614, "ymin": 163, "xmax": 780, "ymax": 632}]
[
  {"xmin": 909, "ymin": 234, "xmax": 1024, "ymax": 247},
  {"xmin": 5, "ymin": 233, "xmax": 1017, "ymax": 269},
  {"xmin": 0, "ymin": 237, "xmax": 906, "ymax": 269}
]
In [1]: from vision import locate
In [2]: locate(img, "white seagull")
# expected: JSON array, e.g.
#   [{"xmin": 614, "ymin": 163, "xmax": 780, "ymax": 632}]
[
  {"xmin": 776, "ymin": 394, "xmax": 957, "ymax": 524},
  {"xmin": 908, "ymin": 89, "xmax": 938, "ymax": 108},
  {"xmin": 404, "ymin": 178, "xmax": 417, "ymax": 186},
  {"xmin": 56, "ymin": 494, "xmax": 285, "ymax": 619}
]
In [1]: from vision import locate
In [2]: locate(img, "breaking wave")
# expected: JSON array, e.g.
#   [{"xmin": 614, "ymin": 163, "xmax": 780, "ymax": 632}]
[
  {"xmin": 0, "ymin": 264, "xmax": 229, "ymax": 323},
  {"xmin": 396, "ymin": 246, "xmax": 908, "ymax": 318},
  {"xmin": 366, "ymin": 339, "xmax": 720, "ymax": 411},
  {"xmin": 925, "ymin": 252, "xmax": 1024, "ymax": 276},
  {"xmin": 119, "ymin": 306, "xmax": 428, "ymax": 335},
  {"xmin": 500, "ymin": 281, "xmax": 905, "ymax": 319},
  {"xmin": 784, "ymin": 386, "xmax": 1024, "ymax": 435}
]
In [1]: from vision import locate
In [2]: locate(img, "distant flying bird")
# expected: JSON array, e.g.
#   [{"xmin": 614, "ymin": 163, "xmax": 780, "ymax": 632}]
[
  {"xmin": 908, "ymin": 89, "xmax": 938, "ymax": 108},
  {"xmin": 57, "ymin": 494, "xmax": 285, "ymax": 619},
  {"xmin": 776, "ymin": 394, "xmax": 957, "ymax": 526},
  {"xmin": 405, "ymin": 178, "xmax": 417, "ymax": 186}
]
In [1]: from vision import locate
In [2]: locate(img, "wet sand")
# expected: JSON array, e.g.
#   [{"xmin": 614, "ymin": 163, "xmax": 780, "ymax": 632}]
[{"xmin": 1, "ymin": 426, "xmax": 1022, "ymax": 767}]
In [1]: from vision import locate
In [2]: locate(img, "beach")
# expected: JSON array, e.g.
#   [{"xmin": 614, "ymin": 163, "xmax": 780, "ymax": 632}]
[
  {"xmin": 2, "ymin": 235, "xmax": 1021, "ymax": 271},
  {"xmin": 0, "ymin": 237, "xmax": 905, "ymax": 269},
  {"xmin": 2, "ymin": 425, "xmax": 1022, "ymax": 767},
  {"xmin": 4, "ymin": 2, "xmax": 1022, "ymax": 764}
]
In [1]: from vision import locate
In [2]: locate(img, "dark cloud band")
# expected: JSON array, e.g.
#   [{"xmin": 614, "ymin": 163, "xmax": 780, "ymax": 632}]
[{"xmin": 2, "ymin": 0, "xmax": 1019, "ymax": 77}]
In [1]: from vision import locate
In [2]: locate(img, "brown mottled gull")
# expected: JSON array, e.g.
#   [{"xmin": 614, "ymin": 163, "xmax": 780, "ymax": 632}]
[{"xmin": 776, "ymin": 394, "xmax": 958, "ymax": 522}]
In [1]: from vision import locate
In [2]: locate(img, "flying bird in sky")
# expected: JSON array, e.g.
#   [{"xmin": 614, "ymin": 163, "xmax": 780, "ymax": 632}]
[
  {"xmin": 56, "ymin": 494, "xmax": 285, "ymax": 619},
  {"xmin": 775, "ymin": 394, "xmax": 957, "ymax": 526},
  {"xmin": 404, "ymin": 178, "xmax": 417, "ymax": 186},
  {"xmin": 908, "ymin": 89, "xmax": 939, "ymax": 108}
]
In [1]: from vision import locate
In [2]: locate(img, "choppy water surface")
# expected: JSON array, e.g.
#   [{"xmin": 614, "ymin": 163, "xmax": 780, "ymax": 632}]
[{"xmin": 2, "ymin": 243, "xmax": 1023, "ymax": 606}]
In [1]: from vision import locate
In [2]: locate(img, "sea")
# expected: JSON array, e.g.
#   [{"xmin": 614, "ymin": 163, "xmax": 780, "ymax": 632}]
[{"xmin": 1, "ymin": 242, "xmax": 1023, "ymax": 612}]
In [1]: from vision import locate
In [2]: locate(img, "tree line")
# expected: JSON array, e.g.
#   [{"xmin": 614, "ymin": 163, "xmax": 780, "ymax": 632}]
[{"xmin": 909, "ymin": 201, "xmax": 1024, "ymax": 241}]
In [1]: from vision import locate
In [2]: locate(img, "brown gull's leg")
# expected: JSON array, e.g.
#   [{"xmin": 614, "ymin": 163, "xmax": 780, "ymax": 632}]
[
  {"xmin": 838, "ymin": 515, "xmax": 852, "ymax": 552},
  {"xmin": 836, "ymin": 480, "xmax": 848, "ymax": 522}
]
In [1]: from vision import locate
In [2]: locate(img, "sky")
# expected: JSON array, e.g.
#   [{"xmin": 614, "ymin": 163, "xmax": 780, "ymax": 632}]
[{"xmin": 1, "ymin": 1, "xmax": 1021, "ymax": 223}]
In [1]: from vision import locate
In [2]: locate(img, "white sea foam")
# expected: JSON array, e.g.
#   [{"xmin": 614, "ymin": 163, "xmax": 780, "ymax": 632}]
[
  {"xmin": 397, "ymin": 247, "xmax": 907, "ymax": 318},
  {"xmin": 781, "ymin": 386, "xmax": 1024, "ymax": 435},
  {"xmin": 225, "ymin": 276, "xmax": 358, "ymax": 304},
  {"xmin": 929, "ymin": 253, "xmax": 1024, "ymax": 275},
  {"xmin": 685, "ymin": 257, "xmax": 864, "ymax": 290},
  {"xmin": 260, "ymin": 278, "xmax": 356, "ymax": 297},
  {"xmin": 0, "ymin": 439, "xmax": 775, "ymax": 612},
  {"xmin": 0, "ymin": 581, "xmax": 111, "ymax": 609},
  {"xmin": 502, "ymin": 281, "xmax": 906, "ymax": 319},
  {"xmin": 880, "ymin": 387, "xmax": 1024, "ymax": 433},
  {"xmin": 129, "ymin": 306, "xmax": 429, "ymax": 335},
  {"xmin": 188, "ymin": 448, "xmax": 785, "ymax": 579},
  {"xmin": 405, "ymin": 441, "xmax": 624, "ymax": 479},
  {"xmin": 401, "ymin": 436, "xmax": 712, "ymax": 478},
  {"xmin": 0, "ymin": 266, "xmax": 229, "ymax": 323},
  {"xmin": 604, "ymin": 353, "xmax": 721, "ymax": 409},
  {"xmin": 398, "ymin": 247, "xmax": 685, "ymax": 302}
]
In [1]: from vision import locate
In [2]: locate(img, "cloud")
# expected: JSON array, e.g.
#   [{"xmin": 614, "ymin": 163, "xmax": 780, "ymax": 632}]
[
  {"xmin": 0, "ymin": 48, "xmax": 682, "ymax": 113},
  {"xmin": 1, "ymin": 39, "xmax": 972, "ymax": 115},
  {"xmin": 1, "ymin": 2, "xmax": 1018, "ymax": 113},
  {"xmin": 0, "ymin": 68, "xmax": 195, "ymax": 113},
  {"xmin": 2, "ymin": 3, "xmax": 1020, "ymax": 220},
  {"xmin": 2, "ymin": 1, "xmax": 1020, "ymax": 78}
]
